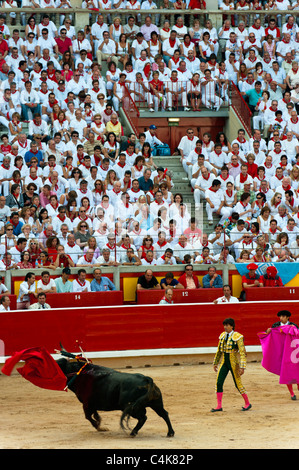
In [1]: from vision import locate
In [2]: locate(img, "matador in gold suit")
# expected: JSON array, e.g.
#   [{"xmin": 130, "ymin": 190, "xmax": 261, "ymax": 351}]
[{"xmin": 211, "ymin": 318, "xmax": 252, "ymax": 412}]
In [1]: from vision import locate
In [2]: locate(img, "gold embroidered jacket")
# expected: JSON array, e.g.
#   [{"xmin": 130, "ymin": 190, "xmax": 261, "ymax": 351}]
[{"xmin": 213, "ymin": 331, "xmax": 247, "ymax": 369}]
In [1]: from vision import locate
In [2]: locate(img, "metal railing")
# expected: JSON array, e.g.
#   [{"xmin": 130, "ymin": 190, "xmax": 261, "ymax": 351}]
[
  {"xmin": 0, "ymin": 8, "xmax": 294, "ymax": 31},
  {"xmin": 230, "ymin": 81, "xmax": 252, "ymax": 137},
  {"xmin": 128, "ymin": 79, "xmax": 229, "ymax": 112},
  {"xmin": 121, "ymin": 84, "xmax": 140, "ymax": 135}
]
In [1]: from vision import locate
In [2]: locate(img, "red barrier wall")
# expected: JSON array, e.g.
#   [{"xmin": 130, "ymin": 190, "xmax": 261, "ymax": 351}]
[
  {"xmin": 137, "ymin": 288, "xmax": 224, "ymax": 304},
  {"xmin": 2, "ymin": 301, "xmax": 299, "ymax": 357},
  {"xmin": 29, "ymin": 291, "xmax": 123, "ymax": 308},
  {"xmin": 245, "ymin": 287, "xmax": 299, "ymax": 302}
]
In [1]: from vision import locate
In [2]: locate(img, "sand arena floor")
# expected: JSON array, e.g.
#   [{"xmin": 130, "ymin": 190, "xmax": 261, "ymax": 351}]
[{"xmin": 1, "ymin": 361, "xmax": 299, "ymax": 450}]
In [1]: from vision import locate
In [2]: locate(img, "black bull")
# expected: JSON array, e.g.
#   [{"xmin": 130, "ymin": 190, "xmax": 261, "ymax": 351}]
[{"xmin": 56, "ymin": 356, "xmax": 175, "ymax": 437}]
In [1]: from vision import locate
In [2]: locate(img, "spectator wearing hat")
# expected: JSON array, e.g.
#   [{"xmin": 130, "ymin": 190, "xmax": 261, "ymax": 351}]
[
  {"xmin": 260, "ymin": 266, "xmax": 284, "ymax": 287},
  {"xmin": 265, "ymin": 310, "xmax": 299, "ymax": 400},
  {"xmin": 144, "ymin": 125, "xmax": 163, "ymax": 149},
  {"xmin": 54, "ymin": 267, "xmax": 73, "ymax": 293},
  {"xmin": 240, "ymin": 263, "xmax": 263, "ymax": 301}
]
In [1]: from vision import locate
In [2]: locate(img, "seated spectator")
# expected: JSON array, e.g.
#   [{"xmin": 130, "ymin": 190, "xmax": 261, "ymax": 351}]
[
  {"xmin": 55, "ymin": 267, "xmax": 73, "ymax": 293},
  {"xmin": 260, "ymin": 266, "xmax": 284, "ymax": 287},
  {"xmin": 202, "ymin": 266, "xmax": 224, "ymax": 288},
  {"xmin": 10, "ymin": 237, "xmax": 27, "ymax": 264},
  {"xmin": 159, "ymin": 287, "xmax": 174, "ymax": 305},
  {"xmin": 77, "ymin": 248, "xmax": 99, "ymax": 267},
  {"xmin": 36, "ymin": 270, "xmax": 57, "ymax": 294},
  {"xmin": 53, "ymin": 245, "xmax": 76, "ymax": 269},
  {"xmin": 17, "ymin": 272, "xmax": 37, "ymax": 310},
  {"xmin": 160, "ymin": 271, "xmax": 184, "ymax": 289},
  {"xmin": 240, "ymin": 263, "xmax": 264, "ymax": 301},
  {"xmin": 156, "ymin": 248, "xmax": 177, "ymax": 266},
  {"xmin": 28, "ymin": 292, "xmax": 51, "ymax": 310},
  {"xmin": 141, "ymin": 249, "xmax": 157, "ymax": 266},
  {"xmin": 37, "ymin": 251, "xmax": 56, "ymax": 270},
  {"xmin": 213, "ymin": 285, "xmax": 239, "ymax": 304},
  {"xmin": 17, "ymin": 250, "xmax": 35, "ymax": 270},
  {"xmin": 121, "ymin": 248, "xmax": 142, "ymax": 266},
  {"xmin": 72, "ymin": 268, "xmax": 91, "ymax": 292},
  {"xmin": 90, "ymin": 268, "xmax": 116, "ymax": 291},
  {"xmin": 177, "ymin": 264, "xmax": 201, "ymax": 289},
  {"xmin": 0, "ymin": 277, "xmax": 9, "ymax": 295},
  {"xmin": 136, "ymin": 269, "xmax": 161, "ymax": 290},
  {"xmin": 0, "ymin": 295, "xmax": 11, "ymax": 311}
]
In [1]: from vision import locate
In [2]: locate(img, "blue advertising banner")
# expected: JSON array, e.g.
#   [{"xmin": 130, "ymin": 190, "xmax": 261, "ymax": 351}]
[{"xmin": 235, "ymin": 263, "xmax": 299, "ymax": 286}]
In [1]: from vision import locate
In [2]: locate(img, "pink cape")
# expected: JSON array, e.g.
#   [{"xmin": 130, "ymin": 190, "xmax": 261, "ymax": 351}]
[
  {"xmin": 1, "ymin": 347, "xmax": 67, "ymax": 391},
  {"xmin": 258, "ymin": 325, "xmax": 299, "ymax": 384}
]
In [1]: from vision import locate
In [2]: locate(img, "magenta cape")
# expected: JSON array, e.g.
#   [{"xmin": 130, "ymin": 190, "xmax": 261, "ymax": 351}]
[
  {"xmin": 1, "ymin": 347, "xmax": 67, "ymax": 391},
  {"xmin": 258, "ymin": 325, "xmax": 299, "ymax": 384}
]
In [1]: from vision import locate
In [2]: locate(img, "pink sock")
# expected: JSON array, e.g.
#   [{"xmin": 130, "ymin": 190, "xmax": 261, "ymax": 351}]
[
  {"xmin": 287, "ymin": 384, "xmax": 295, "ymax": 396},
  {"xmin": 216, "ymin": 392, "xmax": 223, "ymax": 409},
  {"xmin": 242, "ymin": 393, "xmax": 250, "ymax": 407}
]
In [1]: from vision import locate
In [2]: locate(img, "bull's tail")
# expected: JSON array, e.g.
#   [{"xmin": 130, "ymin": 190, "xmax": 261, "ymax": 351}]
[{"xmin": 120, "ymin": 378, "xmax": 161, "ymax": 432}]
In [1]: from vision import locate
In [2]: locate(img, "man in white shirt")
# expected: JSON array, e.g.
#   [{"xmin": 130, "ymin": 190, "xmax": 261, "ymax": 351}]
[
  {"xmin": 37, "ymin": 28, "xmax": 58, "ymax": 57},
  {"xmin": 36, "ymin": 270, "xmax": 57, "ymax": 294},
  {"xmin": 205, "ymin": 179, "xmax": 232, "ymax": 225},
  {"xmin": 96, "ymin": 30, "xmax": 118, "ymax": 67},
  {"xmin": 20, "ymin": 80, "xmax": 41, "ymax": 122},
  {"xmin": 173, "ymin": 234, "xmax": 193, "ymax": 264},
  {"xmin": 194, "ymin": 166, "xmax": 215, "ymax": 203},
  {"xmin": 144, "ymin": 125, "xmax": 163, "ymax": 149},
  {"xmin": 91, "ymin": 14, "xmax": 109, "ymax": 55},
  {"xmin": 178, "ymin": 128, "xmax": 198, "ymax": 173},
  {"xmin": 213, "ymin": 285, "xmax": 239, "ymax": 304},
  {"xmin": 69, "ymin": 108, "xmax": 88, "ymax": 141},
  {"xmin": 64, "ymin": 233, "xmax": 81, "ymax": 264},
  {"xmin": 72, "ymin": 269, "xmax": 91, "ymax": 292},
  {"xmin": 0, "ymin": 295, "xmax": 11, "ymax": 311}
]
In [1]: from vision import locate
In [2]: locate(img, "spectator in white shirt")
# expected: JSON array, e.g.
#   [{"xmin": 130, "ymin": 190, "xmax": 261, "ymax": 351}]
[{"xmin": 96, "ymin": 30, "xmax": 118, "ymax": 68}]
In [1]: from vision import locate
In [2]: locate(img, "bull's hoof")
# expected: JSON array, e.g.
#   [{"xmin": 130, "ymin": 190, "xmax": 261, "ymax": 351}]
[
  {"xmin": 167, "ymin": 431, "xmax": 175, "ymax": 437},
  {"xmin": 97, "ymin": 426, "xmax": 109, "ymax": 432},
  {"xmin": 130, "ymin": 430, "xmax": 137, "ymax": 437}
]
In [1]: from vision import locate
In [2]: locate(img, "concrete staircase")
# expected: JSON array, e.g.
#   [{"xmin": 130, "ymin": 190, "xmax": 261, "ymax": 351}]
[{"xmin": 152, "ymin": 154, "xmax": 217, "ymax": 237}]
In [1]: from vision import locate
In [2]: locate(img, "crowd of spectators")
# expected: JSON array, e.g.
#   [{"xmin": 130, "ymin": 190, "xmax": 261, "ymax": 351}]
[{"xmin": 0, "ymin": 0, "xmax": 296, "ymax": 285}]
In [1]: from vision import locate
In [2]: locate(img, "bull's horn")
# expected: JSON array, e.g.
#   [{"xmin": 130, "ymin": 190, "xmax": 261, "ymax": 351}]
[{"xmin": 59, "ymin": 343, "xmax": 76, "ymax": 359}]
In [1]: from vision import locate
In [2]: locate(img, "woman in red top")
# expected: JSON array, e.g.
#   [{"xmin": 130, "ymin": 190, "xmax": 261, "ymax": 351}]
[
  {"xmin": 37, "ymin": 251, "xmax": 56, "ymax": 270},
  {"xmin": 149, "ymin": 71, "xmax": 165, "ymax": 112},
  {"xmin": 246, "ymin": 153, "xmax": 258, "ymax": 178},
  {"xmin": 138, "ymin": 236, "xmax": 156, "ymax": 260},
  {"xmin": 45, "ymin": 236, "xmax": 59, "ymax": 262},
  {"xmin": 188, "ymin": 0, "xmax": 206, "ymax": 8}
]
